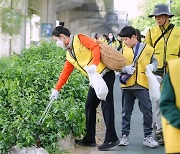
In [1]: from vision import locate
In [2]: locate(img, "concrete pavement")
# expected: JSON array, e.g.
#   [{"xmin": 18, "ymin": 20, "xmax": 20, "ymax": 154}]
[
  {"xmin": 112, "ymin": 75, "xmax": 165, "ymax": 154},
  {"xmin": 69, "ymin": 75, "xmax": 165, "ymax": 154}
]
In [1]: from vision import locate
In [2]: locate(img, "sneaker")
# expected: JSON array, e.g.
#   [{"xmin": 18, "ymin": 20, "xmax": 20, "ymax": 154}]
[
  {"xmin": 155, "ymin": 131, "xmax": 164, "ymax": 145},
  {"xmin": 119, "ymin": 135, "xmax": 129, "ymax": 146},
  {"xmin": 143, "ymin": 135, "xmax": 159, "ymax": 148},
  {"xmin": 98, "ymin": 140, "xmax": 120, "ymax": 151},
  {"xmin": 75, "ymin": 139, "xmax": 96, "ymax": 147}
]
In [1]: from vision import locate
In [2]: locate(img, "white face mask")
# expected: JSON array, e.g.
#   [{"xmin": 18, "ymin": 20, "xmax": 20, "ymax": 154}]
[
  {"xmin": 56, "ymin": 40, "xmax": 66, "ymax": 50},
  {"xmin": 109, "ymin": 35, "xmax": 113, "ymax": 39}
]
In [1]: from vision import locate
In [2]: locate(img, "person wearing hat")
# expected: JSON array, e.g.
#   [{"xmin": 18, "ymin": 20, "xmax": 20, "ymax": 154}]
[{"xmin": 145, "ymin": 3, "xmax": 180, "ymax": 145}]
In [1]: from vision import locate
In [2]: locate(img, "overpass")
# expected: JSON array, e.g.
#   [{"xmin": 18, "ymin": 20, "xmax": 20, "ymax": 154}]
[
  {"xmin": 0, "ymin": 0, "xmax": 128, "ymax": 58},
  {"xmin": 39, "ymin": 0, "xmax": 128, "ymax": 36}
]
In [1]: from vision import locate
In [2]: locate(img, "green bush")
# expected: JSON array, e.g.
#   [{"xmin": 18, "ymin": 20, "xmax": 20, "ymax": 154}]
[{"xmin": 0, "ymin": 41, "xmax": 88, "ymax": 153}]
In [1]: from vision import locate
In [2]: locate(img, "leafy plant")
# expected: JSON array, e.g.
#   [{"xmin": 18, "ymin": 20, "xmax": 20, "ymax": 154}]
[
  {"xmin": 0, "ymin": 41, "xmax": 88, "ymax": 153},
  {"xmin": 0, "ymin": 0, "xmax": 40, "ymax": 36},
  {"xmin": 1, "ymin": 8, "xmax": 22, "ymax": 35}
]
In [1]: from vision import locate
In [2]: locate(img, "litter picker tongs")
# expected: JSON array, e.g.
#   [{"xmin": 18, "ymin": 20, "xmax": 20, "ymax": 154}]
[{"xmin": 37, "ymin": 98, "xmax": 55, "ymax": 125}]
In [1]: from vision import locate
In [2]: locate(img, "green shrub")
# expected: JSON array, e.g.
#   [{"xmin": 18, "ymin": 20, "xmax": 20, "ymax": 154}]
[{"xmin": 0, "ymin": 41, "xmax": 88, "ymax": 153}]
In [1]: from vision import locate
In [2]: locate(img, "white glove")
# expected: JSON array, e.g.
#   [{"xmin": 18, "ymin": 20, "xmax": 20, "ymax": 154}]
[
  {"xmin": 50, "ymin": 89, "xmax": 59, "ymax": 101},
  {"xmin": 122, "ymin": 65, "xmax": 135, "ymax": 74},
  {"xmin": 146, "ymin": 64, "xmax": 154, "ymax": 72},
  {"xmin": 84, "ymin": 65, "xmax": 97, "ymax": 88},
  {"xmin": 84, "ymin": 64, "xmax": 97, "ymax": 75}
]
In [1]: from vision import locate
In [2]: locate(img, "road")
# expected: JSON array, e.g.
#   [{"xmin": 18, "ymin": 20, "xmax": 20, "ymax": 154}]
[
  {"xmin": 70, "ymin": 75, "xmax": 165, "ymax": 154},
  {"xmin": 112, "ymin": 75, "xmax": 165, "ymax": 154}
]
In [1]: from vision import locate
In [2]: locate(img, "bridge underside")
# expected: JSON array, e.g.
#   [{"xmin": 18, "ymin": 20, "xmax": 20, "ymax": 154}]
[{"xmin": 40, "ymin": 0, "xmax": 128, "ymax": 36}]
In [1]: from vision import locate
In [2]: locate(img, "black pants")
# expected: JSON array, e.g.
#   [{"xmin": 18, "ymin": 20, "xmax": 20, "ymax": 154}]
[
  {"xmin": 121, "ymin": 89, "xmax": 153, "ymax": 137},
  {"xmin": 84, "ymin": 70, "xmax": 118, "ymax": 142}
]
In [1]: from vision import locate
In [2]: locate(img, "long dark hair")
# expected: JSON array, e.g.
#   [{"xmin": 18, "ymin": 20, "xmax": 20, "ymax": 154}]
[
  {"xmin": 107, "ymin": 32, "xmax": 116, "ymax": 43},
  {"xmin": 135, "ymin": 29, "xmax": 142, "ymax": 42},
  {"xmin": 52, "ymin": 21, "xmax": 71, "ymax": 37}
]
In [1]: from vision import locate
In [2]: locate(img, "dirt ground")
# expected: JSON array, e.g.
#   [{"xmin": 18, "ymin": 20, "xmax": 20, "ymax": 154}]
[{"xmin": 68, "ymin": 106, "xmax": 106, "ymax": 154}]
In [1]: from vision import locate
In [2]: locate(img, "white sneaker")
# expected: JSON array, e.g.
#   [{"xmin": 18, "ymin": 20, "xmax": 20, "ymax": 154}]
[
  {"xmin": 143, "ymin": 135, "xmax": 159, "ymax": 148},
  {"xmin": 119, "ymin": 135, "xmax": 129, "ymax": 146}
]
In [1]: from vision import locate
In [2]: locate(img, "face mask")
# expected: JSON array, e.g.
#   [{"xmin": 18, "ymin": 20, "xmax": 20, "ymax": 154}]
[
  {"xmin": 109, "ymin": 35, "xmax": 113, "ymax": 39},
  {"xmin": 56, "ymin": 40, "xmax": 66, "ymax": 50}
]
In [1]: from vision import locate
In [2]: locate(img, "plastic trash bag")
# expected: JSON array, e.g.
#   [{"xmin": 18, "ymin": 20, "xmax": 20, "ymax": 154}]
[
  {"xmin": 145, "ymin": 67, "xmax": 161, "ymax": 101},
  {"xmin": 84, "ymin": 65, "xmax": 109, "ymax": 100}
]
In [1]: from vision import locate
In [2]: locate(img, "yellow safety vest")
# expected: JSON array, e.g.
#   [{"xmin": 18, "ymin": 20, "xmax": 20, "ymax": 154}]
[
  {"xmin": 162, "ymin": 58, "xmax": 180, "ymax": 153},
  {"xmin": 108, "ymin": 40, "xmax": 119, "ymax": 49},
  {"xmin": 121, "ymin": 44, "xmax": 154, "ymax": 89},
  {"xmin": 146, "ymin": 24, "xmax": 180, "ymax": 69},
  {"xmin": 66, "ymin": 34, "xmax": 106, "ymax": 76}
]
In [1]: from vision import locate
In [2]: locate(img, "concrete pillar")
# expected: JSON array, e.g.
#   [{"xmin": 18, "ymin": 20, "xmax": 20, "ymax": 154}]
[
  {"xmin": 39, "ymin": 0, "xmax": 56, "ymax": 40},
  {"xmin": 0, "ymin": 34, "xmax": 10, "ymax": 57},
  {"xmin": 20, "ymin": 0, "xmax": 28, "ymax": 51},
  {"xmin": 0, "ymin": 0, "xmax": 27, "ymax": 58},
  {"xmin": 57, "ymin": 10, "xmax": 70, "ymax": 29}
]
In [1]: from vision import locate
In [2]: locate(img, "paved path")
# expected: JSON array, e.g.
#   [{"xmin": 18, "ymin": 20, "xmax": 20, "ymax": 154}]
[
  {"xmin": 69, "ymin": 75, "xmax": 165, "ymax": 154},
  {"xmin": 112, "ymin": 75, "xmax": 165, "ymax": 154}
]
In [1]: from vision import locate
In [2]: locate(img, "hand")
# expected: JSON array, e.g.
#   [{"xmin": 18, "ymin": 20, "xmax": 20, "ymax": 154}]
[
  {"xmin": 122, "ymin": 65, "xmax": 135, "ymax": 74},
  {"xmin": 88, "ymin": 64, "xmax": 97, "ymax": 73},
  {"xmin": 84, "ymin": 65, "xmax": 97, "ymax": 88},
  {"xmin": 50, "ymin": 89, "xmax": 59, "ymax": 101},
  {"xmin": 146, "ymin": 64, "xmax": 154, "ymax": 72},
  {"xmin": 84, "ymin": 64, "xmax": 97, "ymax": 75}
]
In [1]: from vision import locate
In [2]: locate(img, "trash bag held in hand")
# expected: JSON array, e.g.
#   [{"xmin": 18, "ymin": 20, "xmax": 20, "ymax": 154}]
[
  {"xmin": 84, "ymin": 65, "xmax": 109, "ymax": 100},
  {"xmin": 145, "ymin": 66, "xmax": 161, "ymax": 101}
]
